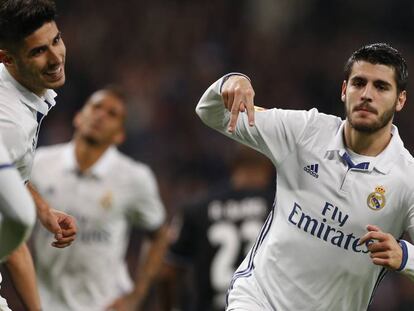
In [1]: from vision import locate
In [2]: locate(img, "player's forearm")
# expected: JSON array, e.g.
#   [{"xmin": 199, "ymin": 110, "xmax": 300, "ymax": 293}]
[
  {"xmin": 5, "ymin": 243, "xmax": 42, "ymax": 311},
  {"xmin": 196, "ymin": 74, "xmax": 268, "ymax": 156},
  {"xmin": 196, "ymin": 75, "xmax": 232, "ymax": 130},
  {"xmin": 27, "ymin": 182, "xmax": 51, "ymax": 217},
  {"xmin": 132, "ymin": 225, "xmax": 170, "ymax": 306}
]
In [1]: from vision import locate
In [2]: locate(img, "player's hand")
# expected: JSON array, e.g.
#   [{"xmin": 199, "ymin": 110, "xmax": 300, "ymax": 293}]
[
  {"xmin": 359, "ymin": 224, "xmax": 402, "ymax": 270},
  {"xmin": 106, "ymin": 292, "xmax": 141, "ymax": 311},
  {"xmin": 27, "ymin": 182, "xmax": 77, "ymax": 248},
  {"xmin": 38, "ymin": 208, "xmax": 77, "ymax": 248},
  {"xmin": 221, "ymin": 75, "xmax": 255, "ymax": 133}
]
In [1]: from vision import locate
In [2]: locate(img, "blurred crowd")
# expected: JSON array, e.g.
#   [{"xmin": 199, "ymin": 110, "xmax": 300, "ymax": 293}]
[{"xmin": 4, "ymin": 0, "xmax": 414, "ymax": 310}]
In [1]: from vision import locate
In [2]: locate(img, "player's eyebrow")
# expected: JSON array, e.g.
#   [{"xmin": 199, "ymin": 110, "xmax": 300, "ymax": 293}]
[
  {"xmin": 350, "ymin": 76, "xmax": 393, "ymax": 89},
  {"xmin": 373, "ymin": 79, "xmax": 393, "ymax": 89},
  {"xmin": 27, "ymin": 31, "xmax": 62, "ymax": 56},
  {"xmin": 349, "ymin": 76, "xmax": 366, "ymax": 84}
]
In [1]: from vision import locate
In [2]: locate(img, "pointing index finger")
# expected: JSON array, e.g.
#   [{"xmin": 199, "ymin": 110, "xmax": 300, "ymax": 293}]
[
  {"xmin": 245, "ymin": 89, "xmax": 255, "ymax": 126},
  {"xmin": 228, "ymin": 92, "xmax": 243, "ymax": 132}
]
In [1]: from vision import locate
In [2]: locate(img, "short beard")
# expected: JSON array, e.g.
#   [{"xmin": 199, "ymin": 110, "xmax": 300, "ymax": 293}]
[
  {"xmin": 83, "ymin": 135, "xmax": 101, "ymax": 146},
  {"xmin": 347, "ymin": 102, "xmax": 396, "ymax": 133}
]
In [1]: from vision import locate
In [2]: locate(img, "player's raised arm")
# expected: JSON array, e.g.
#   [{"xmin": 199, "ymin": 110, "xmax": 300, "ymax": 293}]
[
  {"xmin": 196, "ymin": 73, "xmax": 254, "ymax": 133},
  {"xmin": 196, "ymin": 74, "xmax": 318, "ymax": 167}
]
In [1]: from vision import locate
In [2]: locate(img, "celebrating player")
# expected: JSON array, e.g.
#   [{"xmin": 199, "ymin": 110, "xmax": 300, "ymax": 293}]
[
  {"xmin": 196, "ymin": 43, "xmax": 414, "ymax": 310},
  {"xmin": 0, "ymin": 1, "xmax": 77, "ymax": 309}
]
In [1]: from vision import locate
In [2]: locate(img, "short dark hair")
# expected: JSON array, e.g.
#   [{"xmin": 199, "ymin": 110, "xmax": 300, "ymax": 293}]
[
  {"xmin": 344, "ymin": 43, "xmax": 408, "ymax": 93},
  {"xmin": 0, "ymin": 0, "xmax": 57, "ymax": 50},
  {"xmin": 100, "ymin": 85, "xmax": 127, "ymax": 104},
  {"xmin": 84, "ymin": 86, "xmax": 128, "ymax": 125}
]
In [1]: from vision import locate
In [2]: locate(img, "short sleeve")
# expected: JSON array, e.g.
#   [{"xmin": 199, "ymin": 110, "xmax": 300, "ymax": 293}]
[{"xmin": 127, "ymin": 164, "xmax": 166, "ymax": 231}]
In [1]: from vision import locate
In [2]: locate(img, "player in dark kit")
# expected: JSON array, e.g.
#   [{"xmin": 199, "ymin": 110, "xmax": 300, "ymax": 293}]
[{"xmin": 163, "ymin": 146, "xmax": 274, "ymax": 311}]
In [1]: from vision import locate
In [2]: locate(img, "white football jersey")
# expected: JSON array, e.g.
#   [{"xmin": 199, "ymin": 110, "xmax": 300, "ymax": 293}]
[
  {"xmin": 0, "ymin": 63, "xmax": 56, "ymax": 309},
  {"xmin": 31, "ymin": 142, "xmax": 166, "ymax": 311},
  {"xmin": 0, "ymin": 63, "xmax": 56, "ymax": 182},
  {"xmin": 196, "ymin": 76, "xmax": 414, "ymax": 311}
]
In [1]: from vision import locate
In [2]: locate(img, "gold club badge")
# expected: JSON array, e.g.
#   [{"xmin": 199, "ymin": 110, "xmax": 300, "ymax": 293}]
[
  {"xmin": 367, "ymin": 186, "xmax": 386, "ymax": 211},
  {"xmin": 100, "ymin": 190, "xmax": 113, "ymax": 210}
]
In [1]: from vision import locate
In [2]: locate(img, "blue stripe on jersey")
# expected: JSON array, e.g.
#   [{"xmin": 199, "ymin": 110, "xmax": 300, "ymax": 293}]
[
  {"xmin": 396, "ymin": 240, "xmax": 408, "ymax": 271},
  {"xmin": 35, "ymin": 100, "xmax": 51, "ymax": 139},
  {"xmin": 367, "ymin": 267, "xmax": 387, "ymax": 307},
  {"xmin": 44, "ymin": 100, "xmax": 52, "ymax": 108},
  {"xmin": 0, "ymin": 163, "xmax": 13, "ymax": 169},
  {"xmin": 341, "ymin": 152, "xmax": 369, "ymax": 170},
  {"xmin": 232, "ymin": 205, "xmax": 274, "ymax": 278},
  {"xmin": 367, "ymin": 233, "xmax": 402, "ymax": 307},
  {"xmin": 226, "ymin": 202, "xmax": 276, "ymax": 306},
  {"xmin": 36, "ymin": 111, "xmax": 43, "ymax": 124}
]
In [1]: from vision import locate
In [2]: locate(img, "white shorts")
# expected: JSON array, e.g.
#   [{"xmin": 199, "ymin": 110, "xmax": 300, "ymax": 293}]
[{"xmin": 226, "ymin": 275, "xmax": 273, "ymax": 311}]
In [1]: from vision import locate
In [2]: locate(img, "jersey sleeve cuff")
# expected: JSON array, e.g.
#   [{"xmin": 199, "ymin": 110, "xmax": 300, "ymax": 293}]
[
  {"xmin": 0, "ymin": 163, "xmax": 14, "ymax": 170},
  {"xmin": 396, "ymin": 240, "xmax": 414, "ymax": 282},
  {"xmin": 397, "ymin": 240, "xmax": 409, "ymax": 271},
  {"xmin": 219, "ymin": 72, "xmax": 251, "ymax": 94}
]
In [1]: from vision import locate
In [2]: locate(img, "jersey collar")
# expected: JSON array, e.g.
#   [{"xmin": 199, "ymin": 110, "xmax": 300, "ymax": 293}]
[
  {"xmin": 62, "ymin": 142, "xmax": 117, "ymax": 179},
  {"xmin": 325, "ymin": 120, "xmax": 402, "ymax": 174},
  {"xmin": 0, "ymin": 64, "xmax": 56, "ymax": 116}
]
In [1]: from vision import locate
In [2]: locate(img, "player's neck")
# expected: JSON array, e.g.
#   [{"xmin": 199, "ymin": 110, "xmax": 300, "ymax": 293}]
[
  {"xmin": 74, "ymin": 137, "xmax": 110, "ymax": 173},
  {"xmin": 343, "ymin": 122, "xmax": 392, "ymax": 156}
]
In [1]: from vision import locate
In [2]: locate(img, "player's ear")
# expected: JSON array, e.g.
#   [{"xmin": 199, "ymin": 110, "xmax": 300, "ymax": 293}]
[
  {"xmin": 396, "ymin": 90, "xmax": 407, "ymax": 112},
  {"xmin": 0, "ymin": 50, "xmax": 14, "ymax": 67},
  {"xmin": 73, "ymin": 111, "xmax": 82, "ymax": 129},
  {"xmin": 341, "ymin": 80, "xmax": 347, "ymax": 103}
]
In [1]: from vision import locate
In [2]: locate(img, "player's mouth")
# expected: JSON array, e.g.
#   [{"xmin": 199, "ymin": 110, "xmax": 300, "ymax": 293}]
[
  {"xmin": 353, "ymin": 103, "xmax": 377, "ymax": 115},
  {"xmin": 43, "ymin": 65, "xmax": 64, "ymax": 81}
]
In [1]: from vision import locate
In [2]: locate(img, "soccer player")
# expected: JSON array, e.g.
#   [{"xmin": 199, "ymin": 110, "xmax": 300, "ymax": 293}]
[
  {"xmin": 0, "ymin": 0, "xmax": 76, "ymax": 309},
  {"xmin": 31, "ymin": 87, "xmax": 168, "ymax": 311},
  {"xmin": 196, "ymin": 43, "xmax": 414, "ymax": 310},
  {"xmin": 163, "ymin": 146, "xmax": 274, "ymax": 311}
]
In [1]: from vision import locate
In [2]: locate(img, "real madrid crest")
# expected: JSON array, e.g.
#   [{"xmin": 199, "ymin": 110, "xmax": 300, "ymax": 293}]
[
  {"xmin": 100, "ymin": 190, "xmax": 113, "ymax": 210},
  {"xmin": 367, "ymin": 186, "xmax": 386, "ymax": 211}
]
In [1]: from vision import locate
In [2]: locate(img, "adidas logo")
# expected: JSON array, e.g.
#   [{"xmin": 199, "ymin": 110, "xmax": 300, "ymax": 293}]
[{"xmin": 304, "ymin": 163, "xmax": 319, "ymax": 178}]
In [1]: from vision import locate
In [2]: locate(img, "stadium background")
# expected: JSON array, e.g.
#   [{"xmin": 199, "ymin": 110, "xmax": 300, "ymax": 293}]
[{"xmin": 2, "ymin": 0, "xmax": 414, "ymax": 310}]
